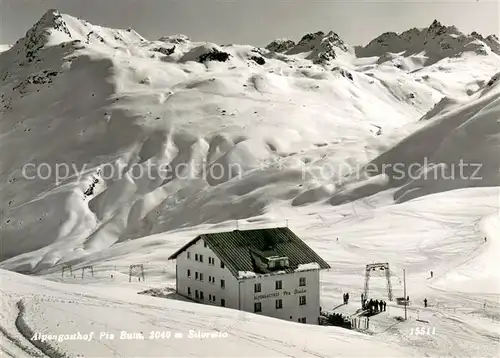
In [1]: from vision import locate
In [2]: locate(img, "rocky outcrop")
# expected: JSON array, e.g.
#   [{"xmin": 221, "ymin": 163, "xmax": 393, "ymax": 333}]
[
  {"xmin": 265, "ymin": 38, "xmax": 295, "ymax": 53},
  {"xmin": 286, "ymin": 31, "xmax": 349, "ymax": 64},
  {"xmin": 197, "ymin": 48, "xmax": 231, "ymax": 63},
  {"xmin": 355, "ymin": 19, "xmax": 496, "ymax": 65}
]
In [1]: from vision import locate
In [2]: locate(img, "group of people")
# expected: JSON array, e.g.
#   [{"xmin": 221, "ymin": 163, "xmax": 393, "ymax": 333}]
[
  {"xmin": 342, "ymin": 292, "xmax": 350, "ymax": 304},
  {"xmin": 362, "ymin": 298, "xmax": 387, "ymax": 314}
]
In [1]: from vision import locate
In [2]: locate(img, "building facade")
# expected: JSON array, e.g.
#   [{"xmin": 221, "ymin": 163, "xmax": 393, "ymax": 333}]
[{"xmin": 169, "ymin": 227, "xmax": 330, "ymax": 324}]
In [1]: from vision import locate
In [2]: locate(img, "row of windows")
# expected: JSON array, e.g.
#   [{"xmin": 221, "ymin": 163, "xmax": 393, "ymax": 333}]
[
  {"xmin": 187, "ymin": 270, "xmax": 226, "ymax": 288},
  {"xmin": 253, "ymin": 296, "xmax": 306, "ymax": 312},
  {"xmin": 254, "ymin": 277, "xmax": 306, "ymax": 293},
  {"xmin": 187, "ymin": 287, "xmax": 226, "ymax": 307},
  {"xmin": 187, "ymin": 245, "xmax": 225, "ymax": 269}
]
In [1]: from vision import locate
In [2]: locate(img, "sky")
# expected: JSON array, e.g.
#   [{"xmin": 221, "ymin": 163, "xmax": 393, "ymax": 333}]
[{"xmin": 0, "ymin": 0, "xmax": 499, "ymax": 46}]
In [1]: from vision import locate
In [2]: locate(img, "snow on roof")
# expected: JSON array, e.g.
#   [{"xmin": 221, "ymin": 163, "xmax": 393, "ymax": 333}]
[
  {"xmin": 238, "ymin": 271, "xmax": 257, "ymax": 278},
  {"xmin": 295, "ymin": 262, "xmax": 321, "ymax": 272}
]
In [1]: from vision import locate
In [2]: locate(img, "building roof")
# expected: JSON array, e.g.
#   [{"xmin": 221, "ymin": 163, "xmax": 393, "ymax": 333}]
[{"xmin": 168, "ymin": 227, "xmax": 330, "ymax": 278}]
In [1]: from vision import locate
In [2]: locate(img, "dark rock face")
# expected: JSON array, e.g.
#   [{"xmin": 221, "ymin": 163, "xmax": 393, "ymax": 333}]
[
  {"xmin": 298, "ymin": 31, "xmax": 325, "ymax": 47},
  {"xmin": 23, "ymin": 10, "xmax": 72, "ymax": 63},
  {"xmin": 197, "ymin": 49, "xmax": 231, "ymax": 63},
  {"xmin": 12, "ymin": 69, "xmax": 59, "ymax": 94},
  {"xmin": 265, "ymin": 39, "xmax": 296, "ymax": 53},
  {"xmin": 487, "ymin": 73, "xmax": 500, "ymax": 87},
  {"xmin": 159, "ymin": 34, "xmax": 189, "ymax": 44},
  {"xmin": 332, "ymin": 67, "xmax": 353, "ymax": 81},
  {"xmin": 250, "ymin": 55, "xmax": 266, "ymax": 65},
  {"xmin": 151, "ymin": 46, "xmax": 175, "ymax": 56}
]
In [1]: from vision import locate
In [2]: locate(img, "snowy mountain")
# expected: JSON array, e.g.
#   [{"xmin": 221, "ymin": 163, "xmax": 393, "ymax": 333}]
[
  {"xmin": 1, "ymin": 10, "xmax": 499, "ymax": 358},
  {"xmin": 356, "ymin": 20, "xmax": 500, "ymax": 65},
  {"xmin": 1, "ymin": 9, "xmax": 499, "ymax": 269}
]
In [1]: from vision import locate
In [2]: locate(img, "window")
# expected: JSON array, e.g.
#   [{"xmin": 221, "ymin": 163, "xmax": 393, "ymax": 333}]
[
  {"xmin": 276, "ymin": 299, "xmax": 283, "ymax": 309},
  {"xmin": 299, "ymin": 277, "xmax": 306, "ymax": 287},
  {"xmin": 298, "ymin": 317, "xmax": 306, "ymax": 323},
  {"xmin": 276, "ymin": 280, "xmax": 283, "ymax": 290},
  {"xmin": 213, "ymin": 295, "xmax": 216, "ymax": 302},
  {"xmin": 204, "ymin": 242, "xmax": 207, "ymax": 248},
  {"xmin": 200, "ymin": 273, "xmax": 204, "ymax": 281},
  {"xmin": 211, "ymin": 276, "xmax": 215, "ymax": 284},
  {"xmin": 209, "ymin": 257, "xmax": 215, "ymax": 265},
  {"xmin": 195, "ymin": 290, "xmax": 199, "ymax": 299},
  {"xmin": 221, "ymin": 299, "xmax": 225, "ymax": 307},
  {"xmin": 209, "ymin": 294, "xmax": 212, "ymax": 301},
  {"xmin": 195, "ymin": 254, "xmax": 198, "ymax": 261},
  {"xmin": 199, "ymin": 255, "xmax": 203, "ymax": 263},
  {"xmin": 221, "ymin": 279, "xmax": 225, "ymax": 289},
  {"xmin": 187, "ymin": 269, "xmax": 191, "ymax": 278},
  {"xmin": 195, "ymin": 272, "xmax": 199, "ymax": 280},
  {"xmin": 254, "ymin": 283, "xmax": 261, "ymax": 293},
  {"xmin": 299, "ymin": 296, "xmax": 306, "ymax": 306},
  {"xmin": 254, "ymin": 302, "xmax": 262, "ymax": 312},
  {"xmin": 188, "ymin": 287, "xmax": 191, "ymax": 296},
  {"xmin": 200, "ymin": 291, "xmax": 204, "ymax": 301},
  {"xmin": 220, "ymin": 261, "xmax": 225, "ymax": 269},
  {"xmin": 187, "ymin": 252, "xmax": 191, "ymax": 259}
]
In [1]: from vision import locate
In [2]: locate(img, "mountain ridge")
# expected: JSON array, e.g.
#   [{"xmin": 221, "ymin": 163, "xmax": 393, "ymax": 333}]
[{"xmin": 1, "ymin": 10, "xmax": 499, "ymax": 272}]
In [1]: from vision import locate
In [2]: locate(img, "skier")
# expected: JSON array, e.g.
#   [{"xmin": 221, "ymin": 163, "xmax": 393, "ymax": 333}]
[
  {"xmin": 383, "ymin": 301, "xmax": 387, "ymax": 311},
  {"xmin": 346, "ymin": 293, "xmax": 349, "ymax": 304},
  {"xmin": 424, "ymin": 298, "xmax": 428, "ymax": 308},
  {"xmin": 379, "ymin": 300, "xmax": 383, "ymax": 312},
  {"xmin": 430, "ymin": 271, "xmax": 433, "ymax": 278},
  {"xmin": 343, "ymin": 293, "xmax": 346, "ymax": 304}
]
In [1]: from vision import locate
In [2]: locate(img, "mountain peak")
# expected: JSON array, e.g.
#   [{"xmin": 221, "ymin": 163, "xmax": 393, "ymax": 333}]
[
  {"xmin": 31, "ymin": 9, "xmax": 72, "ymax": 37},
  {"xmin": 11, "ymin": 9, "xmax": 73, "ymax": 63},
  {"xmin": 429, "ymin": 19, "xmax": 443, "ymax": 29},
  {"xmin": 274, "ymin": 30, "xmax": 349, "ymax": 63}
]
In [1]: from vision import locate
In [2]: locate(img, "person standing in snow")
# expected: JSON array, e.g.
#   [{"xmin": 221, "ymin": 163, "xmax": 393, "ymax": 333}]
[
  {"xmin": 383, "ymin": 301, "xmax": 387, "ymax": 311},
  {"xmin": 379, "ymin": 300, "xmax": 383, "ymax": 312},
  {"xmin": 346, "ymin": 292, "xmax": 349, "ymax": 304},
  {"xmin": 424, "ymin": 298, "xmax": 428, "ymax": 307},
  {"xmin": 430, "ymin": 271, "xmax": 433, "ymax": 278}
]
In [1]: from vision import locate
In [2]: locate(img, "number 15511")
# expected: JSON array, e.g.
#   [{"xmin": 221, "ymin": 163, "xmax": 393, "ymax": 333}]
[{"xmin": 410, "ymin": 327, "xmax": 436, "ymax": 335}]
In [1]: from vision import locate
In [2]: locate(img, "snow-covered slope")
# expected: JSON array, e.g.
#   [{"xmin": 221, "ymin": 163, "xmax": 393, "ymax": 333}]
[
  {"xmin": 0, "ymin": 44, "xmax": 12, "ymax": 53},
  {"xmin": 1, "ymin": 10, "xmax": 499, "ymax": 270},
  {"xmin": 1, "ymin": 268, "xmax": 416, "ymax": 357},
  {"xmin": 323, "ymin": 71, "xmax": 500, "ymax": 206},
  {"xmin": 1, "ymin": 187, "xmax": 498, "ymax": 357}
]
